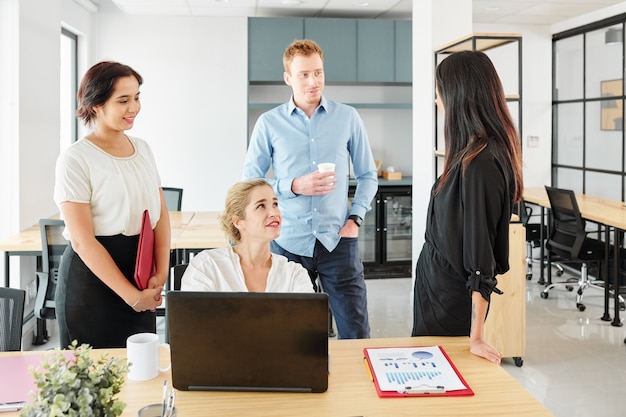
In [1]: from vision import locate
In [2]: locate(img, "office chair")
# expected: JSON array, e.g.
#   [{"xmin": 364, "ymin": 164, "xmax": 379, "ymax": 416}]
[
  {"xmin": 162, "ymin": 187, "xmax": 183, "ymax": 211},
  {"xmin": 162, "ymin": 186, "xmax": 184, "ymax": 270},
  {"xmin": 0, "ymin": 287, "xmax": 26, "ymax": 351},
  {"xmin": 519, "ymin": 199, "xmax": 563, "ymax": 281},
  {"xmin": 540, "ymin": 186, "xmax": 609, "ymax": 311},
  {"xmin": 160, "ymin": 263, "xmax": 188, "ymax": 342},
  {"xmin": 34, "ymin": 219, "xmax": 68, "ymax": 343}
]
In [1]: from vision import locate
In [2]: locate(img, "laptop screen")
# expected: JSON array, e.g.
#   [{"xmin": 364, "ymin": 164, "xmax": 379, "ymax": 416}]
[{"xmin": 167, "ymin": 291, "xmax": 329, "ymax": 393}]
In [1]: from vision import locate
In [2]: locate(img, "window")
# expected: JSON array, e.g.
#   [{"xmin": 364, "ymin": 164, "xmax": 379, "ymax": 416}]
[
  {"xmin": 553, "ymin": 18, "xmax": 626, "ymax": 201},
  {"xmin": 60, "ymin": 27, "xmax": 78, "ymax": 149}
]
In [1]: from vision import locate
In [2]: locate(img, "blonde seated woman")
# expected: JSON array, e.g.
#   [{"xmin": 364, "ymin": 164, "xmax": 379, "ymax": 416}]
[{"xmin": 181, "ymin": 179, "xmax": 314, "ymax": 293}]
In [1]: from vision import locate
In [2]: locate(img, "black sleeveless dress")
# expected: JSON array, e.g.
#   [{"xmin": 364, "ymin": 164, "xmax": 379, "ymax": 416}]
[{"xmin": 56, "ymin": 234, "xmax": 156, "ymax": 349}]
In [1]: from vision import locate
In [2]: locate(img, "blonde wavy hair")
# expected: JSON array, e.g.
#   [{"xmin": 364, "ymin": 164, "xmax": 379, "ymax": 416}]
[{"xmin": 219, "ymin": 179, "xmax": 273, "ymax": 244}]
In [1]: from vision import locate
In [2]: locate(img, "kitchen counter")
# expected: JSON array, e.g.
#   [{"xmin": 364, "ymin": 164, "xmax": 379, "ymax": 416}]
[{"xmin": 349, "ymin": 176, "xmax": 412, "ymax": 187}]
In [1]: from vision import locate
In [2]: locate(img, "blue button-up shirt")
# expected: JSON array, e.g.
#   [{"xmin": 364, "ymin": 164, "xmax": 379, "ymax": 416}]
[{"xmin": 243, "ymin": 96, "xmax": 378, "ymax": 257}]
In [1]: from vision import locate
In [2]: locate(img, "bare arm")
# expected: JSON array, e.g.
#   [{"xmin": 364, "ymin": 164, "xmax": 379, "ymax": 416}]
[
  {"xmin": 469, "ymin": 291, "xmax": 502, "ymax": 364},
  {"xmin": 59, "ymin": 201, "xmax": 163, "ymax": 311}
]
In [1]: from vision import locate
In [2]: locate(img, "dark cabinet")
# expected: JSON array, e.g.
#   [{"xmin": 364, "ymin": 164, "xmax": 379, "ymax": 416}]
[
  {"xmin": 350, "ymin": 180, "xmax": 412, "ymax": 278},
  {"xmin": 304, "ymin": 18, "xmax": 357, "ymax": 83},
  {"xmin": 248, "ymin": 18, "xmax": 303, "ymax": 82},
  {"xmin": 395, "ymin": 20, "xmax": 412, "ymax": 83},
  {"xmin": 248, "ymin": 17, "xmax": 411, "ymax": 84},
  {"xmin": 357, "ymin": 20, "xmax": 395, "ymax": 83}
]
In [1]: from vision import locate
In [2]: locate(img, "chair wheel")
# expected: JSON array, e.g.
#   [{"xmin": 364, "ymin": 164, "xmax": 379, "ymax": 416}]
[
  {"xmin": 540, "ymin": 292, "xmax": 549, "ymax": 299},
  {"xmin": 514, "ymin": 357, "xmax": 523, "ymax": 367},
  {"xmin": 577, "ymin": 303, "xmax": 586, "ymax": 311},
  {"xmin": 526, "ymin": 274, "xmax": 532, "ymax": 280},
  {"xmin": 566, "ymin": 286, "xmax": 574, "ymax": 291},
  {"xmin": 556, "ymin": 270, "xmax": 563, "ymax": 276}
]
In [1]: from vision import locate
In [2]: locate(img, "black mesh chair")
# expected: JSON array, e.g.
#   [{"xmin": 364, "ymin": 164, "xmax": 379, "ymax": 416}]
[
  {"xmin": 540, "ymin": 186, "xmax": 608, "ymax": 311},
  {"xmin": 35, "ymin": 219, "xmax": 68, "ymax": 321},
  {"xmin": 519, "ymin": 199, "xmax": 563, "ymax": 281},
  {"xmin": 160, "ymin": 263, "xmax": 188, "ymax": 342},
  {"xmin": 162, "ymin": 187, "xmax": 183, "ymax": 211},
  {"xmin": 0, "ymin": 287, "xmax": 26, "ymax": 351},
  {"xmin": 34, "ymin": 219, "xmax": 68, "ymax": 344}
]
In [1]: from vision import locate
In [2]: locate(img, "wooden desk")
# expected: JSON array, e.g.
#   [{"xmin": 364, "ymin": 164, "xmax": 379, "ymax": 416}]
[
  {"xmin": 524, "ymin": 187, "xmax": 625, "ymax": 326},
  {"xmin": 0, "ymin": 337, "xmax": 553, "ymax": 417},
  {"xmin": 0, "ymin": 212, "xmax": 197, "ymax": 287},
  {"xmin": 171, "ymin": 211, "xmax": 228, "ymax": 252}
]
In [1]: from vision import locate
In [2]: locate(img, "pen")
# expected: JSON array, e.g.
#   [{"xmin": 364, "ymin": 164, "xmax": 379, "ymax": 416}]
[
  {"xmin": 362, "ymin": 357, "xmax": 373, "ymax": 381},
  {"xmin": 0, "ymin": 402, "xmax": 25, "ymax": 412},
  {"xmin": 164, "ymin": 389, "xmax": 175, "ymax": 417},
  {"xmin": 160, "ymin": 381, "xmax": 168, "ymax": 417},
  {"xmin": 398, "ymin": 385, "xmax": 446, "ymax": 394}
]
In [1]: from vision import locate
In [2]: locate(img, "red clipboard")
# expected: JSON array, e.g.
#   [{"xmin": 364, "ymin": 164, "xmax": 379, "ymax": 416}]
[
  {"xmin": 134, "ymin": 209, "xmax": 155, "ymax": 290},
  {"xmin": 363, "ymin": 345, "xmax": 474, "ymax": 397}
]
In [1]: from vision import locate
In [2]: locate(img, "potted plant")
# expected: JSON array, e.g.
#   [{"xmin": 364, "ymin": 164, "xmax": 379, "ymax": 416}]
[{"xmin": 20, "ymin": 341, "xmax": 129, "ymax": 417}]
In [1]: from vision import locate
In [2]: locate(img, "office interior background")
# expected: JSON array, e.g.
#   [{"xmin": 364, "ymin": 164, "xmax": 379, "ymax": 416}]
[{"xmin": 2, "ymin": 0, "xmax": 626, "ymax": 360}]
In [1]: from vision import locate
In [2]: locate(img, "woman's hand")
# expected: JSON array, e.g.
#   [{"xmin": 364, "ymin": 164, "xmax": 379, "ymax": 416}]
[
  {"xmin": 469, "ymin": 338, "xmax": 502, "ymax": 364},
  {"xmin": 147, "ymin": 274, "xmax": 167, "ymax": 290},
  {"xmin": 130, "ymin": 286, "xmax": 164, "ymax": 312}
]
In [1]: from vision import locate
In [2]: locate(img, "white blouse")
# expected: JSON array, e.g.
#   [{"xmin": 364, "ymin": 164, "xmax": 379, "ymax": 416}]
[
  {"xmin": 181, "ymin": 247, "xmax": 315, "ymax": 293},
  {"xmin": 53, "ymin": 136, "xmax": 162, "ymax": 239}
]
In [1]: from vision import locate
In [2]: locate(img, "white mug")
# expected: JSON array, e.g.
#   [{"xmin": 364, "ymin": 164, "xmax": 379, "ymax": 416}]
[{"xmin": 126, "ymin": 333, "xmax": 171, "ymax": 381}]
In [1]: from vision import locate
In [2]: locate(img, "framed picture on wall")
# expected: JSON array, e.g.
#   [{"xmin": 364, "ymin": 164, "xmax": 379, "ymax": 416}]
[{"xmin": 601, "ymin": 79, "xmax": 623, "ymax": 131}]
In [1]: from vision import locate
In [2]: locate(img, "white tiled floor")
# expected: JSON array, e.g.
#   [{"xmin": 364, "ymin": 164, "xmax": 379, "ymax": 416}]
[{"xmin": 32, "ymin": 272, "xmax": 626, "ymax": 417}]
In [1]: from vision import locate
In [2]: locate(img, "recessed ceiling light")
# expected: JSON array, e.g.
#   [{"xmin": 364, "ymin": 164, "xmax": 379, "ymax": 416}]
[
  {"xmin": 281, "ymin": 0, "xmax": 302, "ymax": 5},
  {"xmin": 486, "ymin": 7, "xmax": 500, "ymax": 12},
  {"xmin": 354, "ymin": 1, "xmax": 369, "ymax": 6}
]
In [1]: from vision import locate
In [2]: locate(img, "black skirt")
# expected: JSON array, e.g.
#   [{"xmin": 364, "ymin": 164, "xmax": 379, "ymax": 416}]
[
  {"xmin": 411, "ymin": 241, "xmax": 471, "ymax": 337},
  {"xmin": 56, "ymin": 234, "xmax": 156, "ymax": 349}
]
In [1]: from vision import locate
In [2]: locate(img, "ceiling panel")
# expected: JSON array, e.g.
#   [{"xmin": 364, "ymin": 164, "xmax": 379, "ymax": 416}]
[{"xmin": 110, "ymin": 0, "xmax": 626, "ymax": 25}]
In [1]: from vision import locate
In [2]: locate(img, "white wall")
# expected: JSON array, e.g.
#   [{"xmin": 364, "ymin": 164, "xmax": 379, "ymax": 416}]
[
  {"xmin": 0, "ymin": 0, "xmax": 19, "ymax": 260},
  {"xmin": 473, "ymin": 22, "xmax": 554, "ymax": 189},
  {"xmin": 95, "ymin": 0, "xmax": 248, "ymax": 212},
  {"xmin": 410, "ymin": 0, "xmax": 473, "ymax": 275},
  {"xmin": 0, "ymin": 0, "xmax": 65, "ymax": 349}
]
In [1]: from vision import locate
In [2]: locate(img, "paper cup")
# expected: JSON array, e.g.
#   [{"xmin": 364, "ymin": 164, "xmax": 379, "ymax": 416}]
[{"xmin": 318, "ymin": 163, "xmax": 335, "ymax": 173}]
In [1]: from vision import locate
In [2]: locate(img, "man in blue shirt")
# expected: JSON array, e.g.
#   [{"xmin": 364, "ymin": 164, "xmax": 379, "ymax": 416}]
[{"xmin": 243, "ymin": 39, "xmax": 378, "ymax": 339}]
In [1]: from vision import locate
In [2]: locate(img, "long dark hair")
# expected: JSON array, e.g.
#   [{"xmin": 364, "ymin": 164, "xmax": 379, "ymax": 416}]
[
  {"xmin": 435, "ymin": 50, "xmax": 523, "ymax": 203},
  {"xmin": 76, "ymin": 61, "xmax": 143, "ymax": 126}
]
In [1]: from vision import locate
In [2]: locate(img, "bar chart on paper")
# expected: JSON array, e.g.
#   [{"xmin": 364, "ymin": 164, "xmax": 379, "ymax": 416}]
[
  {"xmin": 382, "ymin": 350, "xmax": 443, "ymax": 384},
  {"xmin": 363, "ymin": 346, "xmax": 469, "ymax": 394}
]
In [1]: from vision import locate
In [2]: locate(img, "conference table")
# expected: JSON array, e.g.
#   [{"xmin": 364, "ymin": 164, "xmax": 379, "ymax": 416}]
[
  {"xmin": 0, "ymin": 211, "xmax": 229, "ymax": 288},
  {"xmin": 0, "ymin": 336, "xmax": 553, "ymax": 417},
  {"xmin": 523, "ymin": 187, "xmax": 626, "ymax": 327}
]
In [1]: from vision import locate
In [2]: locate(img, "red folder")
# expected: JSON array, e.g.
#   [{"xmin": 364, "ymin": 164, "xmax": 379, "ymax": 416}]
[
  {"xmin": 363, "ymin": 346, "xmax": 474, "ymax": 397},
  {"xmin": 134, "ymin": 209, "xmax": 155, "ymax": 290}
]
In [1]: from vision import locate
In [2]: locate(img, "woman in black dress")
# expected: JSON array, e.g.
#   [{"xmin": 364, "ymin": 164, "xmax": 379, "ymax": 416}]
[
  {"xmin": 54, "ymin": 62, "xmax": 170, "ymax": 348},
  {"xmin": 412, "ymin": 51, "xmax": 523, "ymax": 363}
]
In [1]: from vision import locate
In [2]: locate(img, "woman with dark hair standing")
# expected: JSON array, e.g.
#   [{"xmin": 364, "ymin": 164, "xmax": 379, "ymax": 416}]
[
  {"xmin": 412, "ymin": 51, "xmax": 523, "ymax": 363},
  {"xmin": 54, "ymin": 61, "xmax": 170, "ymax": 348}
]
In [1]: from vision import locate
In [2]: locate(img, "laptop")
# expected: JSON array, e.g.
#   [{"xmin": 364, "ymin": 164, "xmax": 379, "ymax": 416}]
[{"xmin": 167, "ymin": 291, "xmax": 329, "ymax": 393}]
